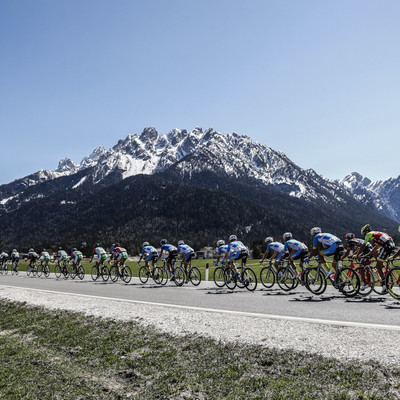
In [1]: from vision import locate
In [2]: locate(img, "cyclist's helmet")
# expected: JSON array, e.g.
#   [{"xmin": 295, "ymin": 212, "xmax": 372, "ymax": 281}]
[
  {"xmin": 229, "ymin": 235, "xmax": 237, "ymax": 242},
  {"xmin": 283, "ymin": 232, "xmax": 293, "ymax": 241},
  {"xmin": 216, "ymin": 239, "xmax": 225, "ymax": 247},
  {"xmin": 178, "ymin": 240, "xmax": 185, "ymax": 246},
  {"xmin": 95, "ymin": 243, "xmax": 100, "ymax": 247},
  {"xmin": 160, "ymin": 239, "xmax": 167, "ymax": 245},
  {"xmin": 361, "ymin": 224, "xmax": 371, "ymax": 235},
  {"xmin": 142, "ymin": 241, "xmax": 149, "ymax": 247},
  {"xmin": 29, "ymin": 248, "xmax": 34, "ymax": 252},
  {"xmin": 72, "ymin": 248, "xmax": 77, "ymax": 252},
  {"xmin": 345, "ymin": 233, "xmax": 355, "ymax": 241},
  {"xmin": 310, "ymin": 227, "xmax": 321, "ymax": 236},
  {"xmin": 114, "ymin": 243, "xmax": 120, "ymax": 247},
  {"xmin": 265, "ymin": 237, "xmax": 273, "ymax": 244},
  {"xmin": 12, "ymin": 249, "xmax": 17, "ymax": 252},
  {"xmin": 59, "ymin": 246, "xmax": 62, "ymax": 250}
]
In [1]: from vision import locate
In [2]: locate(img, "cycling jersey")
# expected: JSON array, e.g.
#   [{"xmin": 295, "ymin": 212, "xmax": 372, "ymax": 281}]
[
  {"xmin": 27, "ymin": 251, "xmax": 39, "ymax": 259},
  {"xmin": 160, "ymin": 244, "xmax": 178, "ymax": 263},
  {"xmin": 364, "ymin": 232, "xmax": 394, "ymax": 248},
  {"xmin": 11, "ymin": 251, "xmax": 19, "ymax": 260},
  {"xmin": 142, "ymin": 245, "xmax": 158, "ymax": 261},
  {"xmin": 114, "ymin": 247, "xmax": 128, "ymax": 261},
  {"xmin": 56, "ymin": 250, "xmax": 68, "ymax": 260},
  {"xmin": 312, "ymin": 233, "xmax": 341, "ymax": 249},
  {"xmin": 0, "ymin": 252, "xmax": 9, "ymax": 260},
  {"xmin": 71, "ymin": 250, "xmax": 83, "ymax": 263},
  {"xmin": 93, "ymin": 247, "xmax": 107, "ymax": 262},
  {"xmin": 177, "ymin": 244, "xmax": 195, "ymax": 262},
  {"xmin": 40, "ymin": 251, "xmax": 50, "ymax": 261},
  {"xmin": 217, "ymin": 245, "xmax": 229, "ymax": 256},
  {"xmin": 284, "ymin": 239, "xmax": 308, "ymax": 260},
  {"xmin": 227, "ymin": 241, "xmax": 248, "ymax": 261},
  {"xmin": 347, "ymin": 238, "xmax": 373, "ymax": 254},
  {"xmin": 266, "ymin": 242, "xmax": 285, "ymax": 262}
]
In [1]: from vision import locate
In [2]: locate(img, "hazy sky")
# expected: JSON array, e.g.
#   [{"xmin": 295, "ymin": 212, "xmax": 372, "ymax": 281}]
[{"xmin": 1, "ymin": 0, "xmax": 399, "ymax": 184}]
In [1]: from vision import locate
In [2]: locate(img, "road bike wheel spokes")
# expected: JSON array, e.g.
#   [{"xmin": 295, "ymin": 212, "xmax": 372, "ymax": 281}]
[
  {"xmin": 37, "ymin": 265, "xmax": 43, "ymax": 278},
  {"xmin": 189, "ymin": 267, "xmax": 201, "ymax": 286},
  {"xmin": 152, "ymin": 266, "xmax": 165, "ymax": 285},
  {"xmin": 77, "ymin": 266, "xmax": 85, "ymax": 280},
  {"xmin": 70, "ymin": 266, "xmax": 77, "ymax": 280},
  {"xmin": 386, "ymin": 267, "xmax": 400, "ymax": 300},
  {"xmin": 336, "ymin": 267, "xmax": 360, "ymax": 297},
  {"xmin": 224, "ymin": 269, "xmax": 237, "ymax": 290},
  {"xmin": 242, "ymin": 267, "xmax": 257, "ymax": 291},
  {"xmin": 91, "ymin": 265, "xmax": 100, "ymax": 281},
  {"xmin": 101, "ymin": 265, "xmax": 110, "ymax": 282},
  {"xmin": 355, "ymin": 266, "xmax": 374, "ymax": 296},
  {"xmin": 109, "ymin": 266, "xmax": 119, "ymax": 283},
  {"xmin": 213, "ymin": 267, "xmax": 226, "ymax": 288},
  {"xmin": 173, "ymin": 266, "xmax": 185, "ymax": 286},
  {"xmin": 54, "ymin": 265, "xmax": 61, "ymax": 278},
  {"xmin": 122, "ymin": 266, "xmax": 132, "ymax": 284},
  {"xmin": 236, "ymin": 267, "xmax": 246, "ymax": 289},
  {"xmin": 260, "ymin": 266, "xmax": 276, "ymax": 289},
  {"xmin": 304, "ymin": 267, "xmax": 327, "ymax": 295},
  {"xmin": 277, "ymin": 268, "xmax": 295, "ymax": 292},
  {"xmin": 138, "ymin": 266, "xmax": 149, "ymax": 284}
]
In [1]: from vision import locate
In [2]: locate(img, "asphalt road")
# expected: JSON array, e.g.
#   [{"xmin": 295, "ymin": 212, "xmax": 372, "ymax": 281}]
[{"xmin": 1, "ymin": 272, "xmax": 400, "ymax": 328}]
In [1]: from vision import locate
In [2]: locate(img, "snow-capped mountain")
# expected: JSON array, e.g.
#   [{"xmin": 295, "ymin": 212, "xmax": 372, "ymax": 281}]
[
  {"xmin": 1, "ymin": 127, "xmax": 399, "ymax": 223},
  {"xmin": 336, "ymin": 172, "xmax": 400, "ymax": 222}
]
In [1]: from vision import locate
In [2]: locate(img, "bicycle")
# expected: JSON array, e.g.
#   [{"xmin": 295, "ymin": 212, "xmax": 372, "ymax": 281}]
[
  {"xmin": 109, "ymin": 261, "xmax": 132, "ymax": 284},
  {"xmin": 69, "ymin": 261, "xmax": 85, "ymax": 280},
  {"xmin": 275, "ymin": 258, "xmax": 310, "ymax": 292},
  {"xmin": 304, "ymin": 259, "xmax": 360, "ymax": 297},
  {"xmin": 0, "ymin": 260, "xmax": 9, "ymax": 274},
  {"xmin": 138, "ymin": 261, "xmax": 161, "ymax": 284},
  {"xmin": 55, "ymin": 260, "xmax": 70, "ymax": 279},
  {"xmin": 156, "ymin": 259, "xmax": 185, "ymax": 286},
  {"xmin": 213, "ymin": 261, "xmax": 228, "ymax": 288},
  {"xmin": 38, "ymin": 259, "xmax": 51, "ymax": 278},
  {"xmin": 386, "ymin": 258, "xmax": 400, "ymax": 299},
  {"xmin": 90, "ymin": 260, "xmax": 110, "ymax": 282},
  {"xmin": 180, "ymin": 259, "xmax": 201, "ymax": 286},
  {"xmin": 259, "ymin": 260, "xmax": 276, "ymax": 289},
  {"xmin": 26, "ymin": 259, "xmax": 39, "ymax": 277},
  {"xmin": 224, "ymin": 259, "xmax": 257, "ymax": 291},
  {"xmin": 345, "ymin": 257, "xmax": 374, "ymax": 296},
  {"xmin": 10, "ymin": 259, "xmax": 19, "ymax": 275}
]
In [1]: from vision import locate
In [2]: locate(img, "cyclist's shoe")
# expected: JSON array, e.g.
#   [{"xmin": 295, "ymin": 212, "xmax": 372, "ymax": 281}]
[
  {"xmin": 232, "ymin": 272, "xmax": 239, "ymax": 278},
  {"xmin": 170, "ymin": 276, "xmax": 175, "ymax": 282}
]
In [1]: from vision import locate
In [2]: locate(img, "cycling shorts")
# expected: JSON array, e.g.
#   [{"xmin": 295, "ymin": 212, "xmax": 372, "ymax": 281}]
[
  {"xmin": 40, "ymin": 256, "xmax": 50, "ymax": 262},
  {"xmin": 377, "ymin": 242, "xmax": 395, "ymax": 261},
  {"xmin": 230, "ymin": 249, "xmax": 248, "ymax": 261},
  {"xmin": 73, "ymin": 254, "xmax": 83, "ymax": 263},
  {"xmin": 167, "ymin": 250, "xmax": 178, "ymax": 263},
  {"xmin": 98, "ymin": 254, "xmax": 107, "ymax": 262},
  {"xmin": 146, "ymin": 252, "xmax": 158, "ymax": 262},
  {"xmin": 118, "ymin": 252, "xmax": 128, "ymax": 261},
  {"xmin": 291, "ymin": 249, "xmax": 308, "ymax": 261},
  {"xmin": 184, "ymin": 252, "xmax": 196, "ymax": 262},
  {"xmin": 321, "ymin": 243, "xmax": 344, "ymax": 261}
]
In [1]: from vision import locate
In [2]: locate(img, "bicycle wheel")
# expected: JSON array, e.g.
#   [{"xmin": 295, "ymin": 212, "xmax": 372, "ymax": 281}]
[
  {"xmin": 224, "ymin": 269, "xmax": 237, "ymax": 290},
  {"xmin": 121, "ymin": 266, "xmax": 132, "ymax": 284},
  {"xmin": 236, "ymin": 266, "xmax": 246, "ymax": 289},
  {"xmin": 55, "ymin": 265, "xmax": 61, "ymax": 278},
  {"xmin": 304, "ymin": 267, "xmax": 327, "ymax": 295},
  {"xmin": 77, "ymin": 266, "xmax": 85, "ymax": 280},
  {"xmin": 213, "ymin": 267, "xmax": 226, "ymax": 287},
  {"xmin": 260, "ymin": 266, "xmax": 276, "ymax": 288},
  {"xmin": 139, "ymin": 266, "xmax": 150, "ymax": 283},
  {"xmin": 26, "ymin": 266, "xmax": 31, "ymax": 276},
  {"xmin": 277, "ymin": 267, "xmax": 295, "ymax": 291},
  {"xmin": 101, "ymin": 265, "xmax": 110, "ymax": 282},
  {"xmin": 152, "ymin": 266, "xmax": 164, "ymax": 285},
  {"xmin": 173, "ymin": 266, "xmax": 185, "ymax": 286},
  {"xmin": 355, "ymin": 266, "xmax": 374, "ymax": 296},
  {"xmin": 371, "ymin": 269, "xmax": 386, "ymax": 295},
  {"xmin": 32, "ymin": 265, "xmax": 37, "ymax": 277},
  {"xmin": 336, "ymin": 267, "xmax": 360, "ymax": 297},
  {"xmin": 91, "ymin": 265, "xmax": 100, "ymax": 281},
  {"xmin": 70, "ymin": 266, "xmax": 77, "ymax": 280},
  {"xmin": 37, "ymin": 265, "xmax": 43, "ymax": 278},
  {"xmin": 109, "ymin": 266, "xmax": 119, "ymax": 282},
  {"xmin": 189, "ymin": 267, "xmax": 201, "ymax": 286},
  {"xmin": 242, "ymin": 267, "xmax": 257, "ymax": 291},
  {"xmin": 386, "ymin": 267, "xmax": 400, "ymax": 300}
]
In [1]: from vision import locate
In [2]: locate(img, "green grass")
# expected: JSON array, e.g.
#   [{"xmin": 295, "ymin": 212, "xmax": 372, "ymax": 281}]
[{"xmin": 0, "ymin": 300, "xmax": 399, "ymax": 399}]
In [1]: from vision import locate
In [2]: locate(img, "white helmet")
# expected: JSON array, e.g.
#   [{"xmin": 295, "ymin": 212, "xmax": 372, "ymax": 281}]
[
  {"xmin": 283, "ymin": 232, "xmax": 293, "ymax": 241},
  {"xmin": 142, "ymin": 241, "xmax": 149, "ymax": 247},
  {"xmin": 178, "ymin": 240, "xmax": 185, "ymax": 246},
  {"xmin": 216, "ymin": 240, "xmax": 225, "ymax": 247},
  {"xmin": 265, "ymin": 237, "xmax": 273, "ymax": 244},
  {"xmin": 310, "ymin": 227, "xmax": 321, "ymax": 236},
  {"xmin": 229, "ymin": 235, "xmax": 237, "ymax": 242}
]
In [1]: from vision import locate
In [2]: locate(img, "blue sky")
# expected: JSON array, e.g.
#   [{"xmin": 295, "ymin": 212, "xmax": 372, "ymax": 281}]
[{"xmin": 1, "ymin": 0, "xmax": 399, "ymax": 184}]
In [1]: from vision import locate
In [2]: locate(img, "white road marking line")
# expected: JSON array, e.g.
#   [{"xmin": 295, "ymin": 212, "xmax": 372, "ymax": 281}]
[{"xmin": 0, "ymin": 284, "xmax": 400, "ymax": 331}]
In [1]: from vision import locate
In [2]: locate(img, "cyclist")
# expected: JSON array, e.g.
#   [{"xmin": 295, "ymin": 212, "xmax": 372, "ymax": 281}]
[
  {"xmin": 282, "ymin": 232, "xmax": 308, "ymax": 276},
  {"xmin": 90, "ymin": 243, "xmax": 108, "ymax": 266},
  {"xmin": 306, "ymin": 227, "xmax": 344, "ymax": 284},
  {"xmin": 341, "ymin": 233, "xmax": 373, "ymax": 260},
  {"xmin": 259, "ymin": 237, "xmax": 285, "ymax": 269},
  {"xmin": 26, "ymin": 248, "xmax": 39, "ymax": 272},
  {"xmin": 0, "ymin": 251, "xmax": 9, "ymax": 268},
  {"xmin": 177, "ymin": 240, "xmax": 196, "ymax": 278},
  {"xmin": 10, "ymin": 249, "xmax": 20, "ymax": 269},
  {"xmin": 159, "ymin": 239, "xmax": 178, "ymax": 281},
  {"xmin": 138, "ymin": 242, "xmax": 158, "ymax": 275},
  {"xmin": 224, "ymin": 235, "xmax": 249, "ymax": 271},
  {"xmin": 39, "ymin": 249, "xmax": 51, "ymax": 267},
  {"xmin": 215, "ymin": 239, "xmax": 229, "ymax": 267},
  {"xmin": 54, "ymin": 247, "xmax": 68, "ymax": 267},
  {"xmin": 112, "ymin": 243, "xmax": 128, "ymax": 271},
  {"xmin": 71, "ymin": 248, "xmax": 84, "ymax": 268},
  {"xmin": 356, "ymin": 224, "xmax": 395, "ymax": 293}
]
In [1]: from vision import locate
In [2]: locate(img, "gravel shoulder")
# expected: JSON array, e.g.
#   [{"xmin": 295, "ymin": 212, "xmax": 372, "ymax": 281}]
[{"xmin": 0, "ymin": 285, "xmax": 399, "ymax": 367}]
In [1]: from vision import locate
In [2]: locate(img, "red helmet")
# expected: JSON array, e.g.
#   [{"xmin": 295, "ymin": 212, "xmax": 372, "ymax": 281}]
[{"xmin": 345, "ymin": 233, "xmax": 355, "ymax": 241}]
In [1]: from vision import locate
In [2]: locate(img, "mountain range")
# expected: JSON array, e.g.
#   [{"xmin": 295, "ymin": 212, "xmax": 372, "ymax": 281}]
[{"xmin": 0, "ymin": 127, "xmax": 398, "ymax": 252}]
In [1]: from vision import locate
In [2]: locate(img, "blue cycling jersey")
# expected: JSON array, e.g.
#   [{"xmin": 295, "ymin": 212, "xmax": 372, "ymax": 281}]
[
  {"xmin": 142, "ymin": 245, "xmax": 157, "ymax": 255},
  {"xmin": 177, "ymin": 244, "xmax": 194, "ymax": 255},
  {"xmin": 218, "ymin": 245, "xmax": 229, "ymax": 255},
  {"xmin": 227, "ymin": 241, "xmax": 247, "ymax": 253},
  {"xmin": 312, "ymin": 233, "xmax": 341, "ymax": 250},
  {"xmin": 284, "ymin": 239, "xmax": 308, "ymax": 252},
  {"xmin": 267, "ymin": 242, "xmax": 284, "ymax": 253},
  {"xmin": 160, "ymin": 244, "xmax": 177, "ymax": 253}
]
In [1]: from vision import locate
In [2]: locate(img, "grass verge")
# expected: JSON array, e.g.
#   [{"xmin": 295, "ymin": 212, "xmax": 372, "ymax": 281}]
[{"xmin": 0, "ymin": 300, "xmax": 399, "ymax": 399}]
